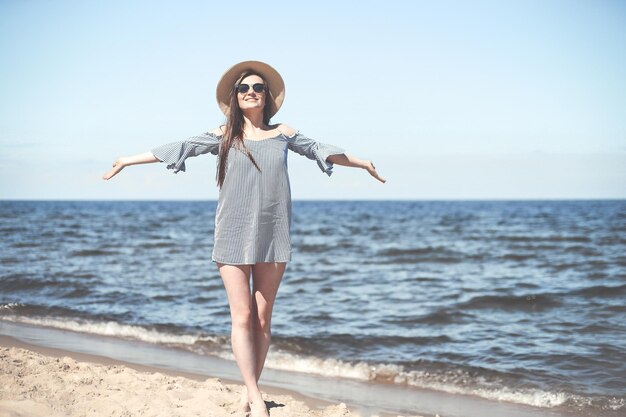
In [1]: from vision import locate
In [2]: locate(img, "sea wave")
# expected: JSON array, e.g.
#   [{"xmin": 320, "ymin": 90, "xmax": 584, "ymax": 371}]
[
  {"xmin": 0, "ymin": 312, "xmax": 225, "ymax": 348},
  {"xmin": 1, "ymin": 311, "xmax": 623, "ymax": 413}
]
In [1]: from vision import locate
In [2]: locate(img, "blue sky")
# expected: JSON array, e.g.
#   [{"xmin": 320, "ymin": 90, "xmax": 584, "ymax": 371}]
[{"xmin": 1, "ymin": 0, "xmax": 624, "ymax": 200}]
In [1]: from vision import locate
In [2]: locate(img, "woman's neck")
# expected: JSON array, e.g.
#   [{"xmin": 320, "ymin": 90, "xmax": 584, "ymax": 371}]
[{"xmin": 241, "ymin": 112, "xmax": 268, "ymax": 132}]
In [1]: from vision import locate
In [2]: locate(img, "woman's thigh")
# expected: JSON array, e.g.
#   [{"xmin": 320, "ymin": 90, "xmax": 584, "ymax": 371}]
[
  {"xmin": 217, "ymin": 262, "xmax": 252, "ymax": 319},
  {"xmin": 251, "ymin": 262, "xmax": 286, "ymax": 315}
]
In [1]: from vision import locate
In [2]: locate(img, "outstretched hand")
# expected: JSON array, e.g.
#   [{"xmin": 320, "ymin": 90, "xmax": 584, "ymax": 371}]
[
  {"xmin": 102, "ymin": 158, "xmax": 126, "ymax": 180},
  {"xmin": 365, "ymin": 160, "xmax": 386, "ymax": 183}
]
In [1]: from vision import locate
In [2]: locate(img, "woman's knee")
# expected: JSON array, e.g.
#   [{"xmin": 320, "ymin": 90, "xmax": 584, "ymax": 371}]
[
  {"xmin": 256, "ymin": 316, "xmax": 271, "ymax": 332},
  {"xmin": 231, "ymin": 307, "xmax": 254, "ymax": 329},
  {"xmin": 254, "ymin": 305, "xmax": 273, "ymax": 331}
]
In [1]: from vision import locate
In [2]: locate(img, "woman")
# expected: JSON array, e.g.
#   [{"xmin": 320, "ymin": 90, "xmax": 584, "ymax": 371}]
[{"xmin": 103, "ymin": 60, "xmax": 385, "ymax": 416}]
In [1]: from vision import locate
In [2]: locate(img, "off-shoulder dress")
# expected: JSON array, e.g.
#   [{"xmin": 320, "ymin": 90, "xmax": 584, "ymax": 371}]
[{"xmin": 150, "ymin": 130, "xmax": 346, "ymax": 265}]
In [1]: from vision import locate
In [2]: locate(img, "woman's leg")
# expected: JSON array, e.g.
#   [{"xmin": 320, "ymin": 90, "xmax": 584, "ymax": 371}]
[
  {"xmin": 250, "ymin": 262, "xmax": 286, "ymax": 380},
  {"xmin": 239, "ymin": 262, "xmax": 287, "ymax": 412},
  {"xmin": 217, "ymin": 262, "xmax": 268, "ymax": 416}
]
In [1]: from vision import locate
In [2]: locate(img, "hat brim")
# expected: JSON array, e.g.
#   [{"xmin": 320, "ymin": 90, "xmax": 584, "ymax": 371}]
[{"xmin": 215, "ymin": 60, "xmax": 285, "ymax": 119}]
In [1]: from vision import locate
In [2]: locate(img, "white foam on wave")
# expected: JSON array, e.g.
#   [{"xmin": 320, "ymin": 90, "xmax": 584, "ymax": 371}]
[
  {"xmin": 212, "ymin": 347, "xmax": 385, "ymax": 381},
  {"xmin": 251, "ymin": 349, "xmax": 624, "ymax": 412},
  {"xmin": 0, "ymin": 302, "xmax": 24, "ymax": 310},
  {"xmin": 0, "ymin": 314, "xmax": 221, "ymax": 346},
  {"xmin": 258, "ymin": 349, "xmax": 569, "ymax": 408}
]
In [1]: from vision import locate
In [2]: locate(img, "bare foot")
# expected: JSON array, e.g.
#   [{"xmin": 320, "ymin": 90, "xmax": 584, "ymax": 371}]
[
  {"xmin": 239, "ymin": 386, "xmax": 250, "ymax": 413},
  {"xmin": 249, "ymin": 395, "xmax": 269, "ymax": 417}
]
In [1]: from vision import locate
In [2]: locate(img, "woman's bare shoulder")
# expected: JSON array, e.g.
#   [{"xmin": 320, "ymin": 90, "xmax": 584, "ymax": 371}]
[
  {"xmin": 274, "ymin": 123, "xmax": 297, "ymax": 137},
  {"xmin": 208, "ymin": 125, "xmax": 226, "ymax": 136}
]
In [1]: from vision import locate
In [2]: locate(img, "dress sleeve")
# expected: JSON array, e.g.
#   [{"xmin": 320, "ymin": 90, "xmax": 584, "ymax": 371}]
[
  {"xmin": 286, "ymin": 131, "xmax": 346, "ymax": 176},
  {"xmin": 150, "ymin": 132, "xmax": 222, "ymax": 173}
]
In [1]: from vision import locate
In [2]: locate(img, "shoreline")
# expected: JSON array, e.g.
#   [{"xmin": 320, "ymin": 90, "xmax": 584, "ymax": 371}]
[
  {"xmin": 1, "ymin": 334, "xmax": 354, "ymax": 417},
  {"xmin": 1, "ymin": 320, "xmax": 584, "ymax": 417}
]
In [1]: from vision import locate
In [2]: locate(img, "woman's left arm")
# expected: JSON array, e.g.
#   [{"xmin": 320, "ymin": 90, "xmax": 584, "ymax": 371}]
[
  {"xmin": 327, "ymin": 154, "xmax": 386, "ymax": 183},
  {"xmin": 279, "ymin": 123, "xmax": 386, "ymax": 183}
]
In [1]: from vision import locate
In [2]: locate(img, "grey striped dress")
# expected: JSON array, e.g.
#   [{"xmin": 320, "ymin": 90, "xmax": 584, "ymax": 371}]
[{"xmin": 150, "ymin": 130, "xmax": 346, "ymax": 265}]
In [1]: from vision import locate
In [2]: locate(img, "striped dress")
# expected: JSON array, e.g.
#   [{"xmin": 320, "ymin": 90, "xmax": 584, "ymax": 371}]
[{"xmin": 150, "ymin": 130, "xmax": 346, "ymax": 265}]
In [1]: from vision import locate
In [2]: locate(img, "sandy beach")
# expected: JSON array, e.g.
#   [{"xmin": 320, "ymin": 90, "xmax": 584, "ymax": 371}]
[
  {"xmin": 0, "ymin": 335, "xmax": 374, "ymax": 417},
  {"xmin": 0, "ymin": 327, "xmax": 585, "ymax": 417}
]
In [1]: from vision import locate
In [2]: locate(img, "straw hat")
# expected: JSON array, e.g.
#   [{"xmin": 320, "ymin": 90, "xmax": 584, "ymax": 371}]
[{"xmin": 215, "ymin": 60, "xmax": 285, "ymax": 118}]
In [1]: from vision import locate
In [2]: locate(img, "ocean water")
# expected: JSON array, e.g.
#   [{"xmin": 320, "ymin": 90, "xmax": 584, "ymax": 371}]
[{"xmin": 1, "ymin": 200, "xmax": 625, "ymax": 416}]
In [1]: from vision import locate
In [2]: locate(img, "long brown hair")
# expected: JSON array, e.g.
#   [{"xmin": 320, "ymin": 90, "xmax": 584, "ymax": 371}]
[{"xmin": 216, "ymin": 71, "xmax": 274, "ymax": 189}]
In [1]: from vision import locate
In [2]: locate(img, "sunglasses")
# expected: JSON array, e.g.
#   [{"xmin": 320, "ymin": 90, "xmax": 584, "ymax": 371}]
[{"xmin": 235, "ymin": 83, "xmax": 266, "ymax": 94}]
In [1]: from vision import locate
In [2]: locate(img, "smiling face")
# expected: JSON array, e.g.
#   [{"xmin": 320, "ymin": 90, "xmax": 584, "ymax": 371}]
[{"xmin": 236, "ymin": 74, "xmax": 267, "ymax": 113}]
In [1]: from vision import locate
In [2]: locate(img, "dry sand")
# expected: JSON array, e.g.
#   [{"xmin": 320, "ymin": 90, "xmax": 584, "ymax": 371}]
[{"xmin": 0, "ymin": 344, "xmax": 426, "ymax": 417}]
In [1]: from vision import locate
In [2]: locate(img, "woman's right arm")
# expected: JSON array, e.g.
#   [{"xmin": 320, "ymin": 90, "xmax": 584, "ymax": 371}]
[
  {"xmin": 102, "ymin": 126, "xmax": 225, "ymax": 181},
  {"xmin": 102, "ymin": 152, "xmax": 159, "ymax": 180}
]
